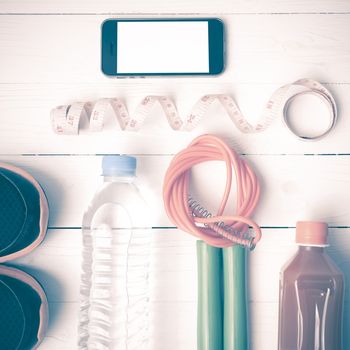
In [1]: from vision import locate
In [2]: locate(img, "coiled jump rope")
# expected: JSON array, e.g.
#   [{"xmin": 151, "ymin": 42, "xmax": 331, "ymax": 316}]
[
  {"xmin": 163, "ymin": 134, "xmax": 262, "ymax": 350},
  {"xmin": 163, "ymin": 133, "xmax": 261, "ymax": 249}
]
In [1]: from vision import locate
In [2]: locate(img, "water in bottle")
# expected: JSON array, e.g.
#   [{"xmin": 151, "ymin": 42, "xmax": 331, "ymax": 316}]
[
  {"xmin": 278, "ymin": 221, "xmax": 344, "ymax": 350},
  {"xmin": 78, "ymin": 155, "xmax": 151, "ymax": 350}
]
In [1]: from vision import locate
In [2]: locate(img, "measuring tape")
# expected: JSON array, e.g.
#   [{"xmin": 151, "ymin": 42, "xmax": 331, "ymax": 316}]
[{"xmin": 51, "ymin": 78, "xmax": 337, "ymax": 140}]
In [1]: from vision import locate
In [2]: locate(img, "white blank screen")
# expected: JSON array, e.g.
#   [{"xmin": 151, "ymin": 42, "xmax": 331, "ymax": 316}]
[{"xmin": 116, "ymin": 21, "xmax": 209, "ymax": 73}]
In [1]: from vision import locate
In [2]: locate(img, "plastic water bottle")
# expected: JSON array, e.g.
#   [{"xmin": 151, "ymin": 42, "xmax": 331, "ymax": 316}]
[
  {"xmin": 278, "ymin": 221, "xmax": 344, "ymax": 350},
  {"xmin": 78, "ymin": 155, "xmax": 151, "ymax": 350}
]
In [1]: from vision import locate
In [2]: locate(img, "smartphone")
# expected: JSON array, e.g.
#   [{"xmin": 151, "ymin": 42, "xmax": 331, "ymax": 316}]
[{"xmin": 101, "ymin": 18, "xmax": 225, "ymax": 77}]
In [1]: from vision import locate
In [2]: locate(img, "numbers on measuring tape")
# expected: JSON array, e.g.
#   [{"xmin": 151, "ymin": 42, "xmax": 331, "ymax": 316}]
[{"xmin": 50, "ymin": 79, "xmax": 337, "ymax": 141}]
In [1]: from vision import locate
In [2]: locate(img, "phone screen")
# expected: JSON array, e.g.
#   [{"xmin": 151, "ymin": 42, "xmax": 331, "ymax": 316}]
[
  {"xmin": 117, "ymin": 21, "xmax": 209, "ymax": 74},
  {"xmin": 102, "ymin": 19, "xmax": 224, "ymax": 76}
]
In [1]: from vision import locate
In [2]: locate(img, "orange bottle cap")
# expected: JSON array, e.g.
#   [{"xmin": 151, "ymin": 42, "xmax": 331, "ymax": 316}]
[{"xmin": 296, "ymin": 221, "xmax": 328, "ymax": 246}]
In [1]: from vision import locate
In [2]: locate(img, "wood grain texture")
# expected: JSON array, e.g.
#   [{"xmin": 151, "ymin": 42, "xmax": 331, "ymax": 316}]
[
  {"xmin": 0, "ymin": 3, "xmax": 349, "ymax": 349},
  {"xmin": 12, "ymin": 228, "xmax": 350, "ymax": 349},
  {"xmin": 0, "ymin": 81, "xmax": 349, "ymax": 155},
  {"xmin": 0, "ymin": 15, "xmax": 349, "ymax": 84},
  {"xmin": 1, "ymin": 154, "xmax": 350, "ymax": 228},
  {"xmin": 0, "ymin": 0, "xmax": 350, "ymax": 14}
]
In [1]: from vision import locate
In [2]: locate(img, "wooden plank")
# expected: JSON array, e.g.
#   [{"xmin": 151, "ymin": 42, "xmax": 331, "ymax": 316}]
[
  {"xmin": 250, "ymin": 301, "xmax": 350, "ymax": 350},
  {"xmin": 0, "ymin": 15, "xmax": 349, "ymax": 84},
  {"xmin": 38, "ymin": 301, "xmax": 350, "ymax": 349},
  {"xmin": 41, "ymin": 302, "xmax": 78, "ymax": 349},
  {"xmin": 1, "ymin": 154, "xmax": 350, "ymax": 228},
  {"xmin": 0, "ymin": 0, "xmax": 349, "ymax": 14},
  {"xmin": 1, "ymin": 8, "xmax": 349, "ymax": 350},
  {"xmin": 38, "ymin": 300, "xmax": 350, "ymax": 349},
  {"xmin": 12, "ymin": 228, "xmax": 350, "ymax": 349},
  {"xmin": 0, "ymin": 81, "xmax": 349, "ymax": 155},
  {"xmin": 13, "ymin": 228, "xmax": 350, "ymax": 303}
]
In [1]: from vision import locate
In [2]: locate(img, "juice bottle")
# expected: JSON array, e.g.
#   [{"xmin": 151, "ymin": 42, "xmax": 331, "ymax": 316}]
[{"xmin": 278, "ymin": 221, "xmax": 344, "ymax": 350}]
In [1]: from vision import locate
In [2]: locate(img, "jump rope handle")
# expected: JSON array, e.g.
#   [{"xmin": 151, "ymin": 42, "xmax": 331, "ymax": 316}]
[
  {"xmin": 197, "ymin": 241, "xmax": 223, "ymax": 350},
  {"xmin": 163, "ymin": 134, "xmax": 259, "ymax": 350},
  {"xmin": 197, "ymin": 241, "xmax": 248, "ymax": 350},
  {"xmin": 223, "ymin": 245, "xmax": 248, "ymax": 350}
]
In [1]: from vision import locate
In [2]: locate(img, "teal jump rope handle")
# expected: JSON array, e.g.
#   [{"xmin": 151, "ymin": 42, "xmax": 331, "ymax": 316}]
[
  {"xmin": 197, "ymin": 241, "xmax": 223, "ymax": 350},
  {"xmin": 223, "ymin": 245, "xmax": 248, "ymax": 350}
]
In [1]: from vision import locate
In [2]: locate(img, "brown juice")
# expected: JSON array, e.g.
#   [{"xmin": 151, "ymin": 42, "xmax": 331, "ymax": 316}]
[{"xmin": 278, "ymin": 222, "xmax": 344, "ymax": 350}]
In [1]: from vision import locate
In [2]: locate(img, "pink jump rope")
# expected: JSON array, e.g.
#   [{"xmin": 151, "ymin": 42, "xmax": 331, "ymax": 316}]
[
  {"xmin": 163, "ymin": 133, "xmax": 261, "ymax": 248},
  {"xmin": 163, "ymin": 134, "xmax": 261, "ymax": 349}
]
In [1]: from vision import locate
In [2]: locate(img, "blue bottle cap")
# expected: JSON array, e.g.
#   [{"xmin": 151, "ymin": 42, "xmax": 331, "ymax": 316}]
[{"xmin": 102, "ymin": 155, "xmax": 136, "ymax": 177}]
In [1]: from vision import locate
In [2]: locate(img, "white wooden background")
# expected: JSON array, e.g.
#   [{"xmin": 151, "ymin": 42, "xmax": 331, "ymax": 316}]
[{"xmin": 0, "ymin": 1, "xmax": 350, "ymax": 349}]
